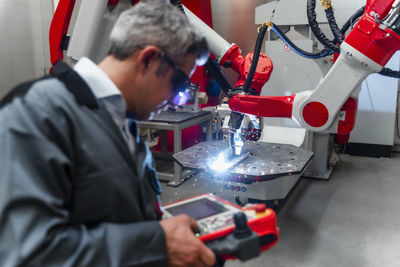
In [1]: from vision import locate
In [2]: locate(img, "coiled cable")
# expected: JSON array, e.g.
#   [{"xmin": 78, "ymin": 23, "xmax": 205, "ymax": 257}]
[
  {"xmin": 325, "ymin": 6, "xmax": 344, "ymax": 44},
  {"xmin": 307, "ymin": 0, "xmax": 340, "ymax": 52}
]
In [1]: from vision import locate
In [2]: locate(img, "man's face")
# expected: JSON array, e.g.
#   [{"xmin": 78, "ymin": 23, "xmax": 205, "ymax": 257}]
[{"xmin": 134, "ymin": 52, "xmax": 197, "ymax": 120}]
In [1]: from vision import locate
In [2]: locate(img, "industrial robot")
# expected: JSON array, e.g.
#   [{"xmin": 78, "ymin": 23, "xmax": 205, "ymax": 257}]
[{"xmin": 49, "ymin": 0, "xmax": 400, "ymax": 204}]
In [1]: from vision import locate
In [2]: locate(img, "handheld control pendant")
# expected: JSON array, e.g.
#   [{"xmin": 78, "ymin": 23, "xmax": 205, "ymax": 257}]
[{"xmin": 163, "ymin": 194, "xmax": 279, "ymax": 261}]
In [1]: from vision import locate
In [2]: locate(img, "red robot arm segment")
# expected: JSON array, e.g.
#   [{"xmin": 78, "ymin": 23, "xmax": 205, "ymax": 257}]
[
  {"xmin": 229, "ymin": 95, "xmax": 294, "ymax": 118},
  {"xmin": 49, "ymin": 0, "xmax": 139, "ymax": 67},
  {"xmin": 49, "ymin": 0, "xmax": 76, "ymax": 66},
  {"xmin": 219, "ymin": 44, "xmax": 273, "ymax": 94},
  {"xmin": 219, "ymin": 44, "xmax": 243, "ymax": 73},
  {"xmin": 345, "ymin": 1, "xmax": 400, "ymax": 66},
  {"xmin": 365, "ymin": 0, "xmax": 394, "ymax": 19},
  {"xmin": 239, "ymin": 52, "xmax": 273, "ymax": 94}
]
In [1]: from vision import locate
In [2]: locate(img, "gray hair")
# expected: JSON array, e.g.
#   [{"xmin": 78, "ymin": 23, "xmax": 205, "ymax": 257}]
[{"xmin": 109, "ymin": 1, "xmax": 209, "ymax": 66}]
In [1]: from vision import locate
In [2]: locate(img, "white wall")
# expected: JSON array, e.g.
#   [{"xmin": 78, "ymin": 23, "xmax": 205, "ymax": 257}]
[
  {"xmin": 211, "ymin": 0, "xmax": 269, "ymax": 86},
  {"xmin": 210, "ymin": 0, "xmax": 367, "ymax": 87},
  {"xmin": 350, "ymin": 53, "xmax": 400, "ymax": 146},
  {"xmin": 0, "ymin": 0, "xmax": 53, "ymax": 99}
]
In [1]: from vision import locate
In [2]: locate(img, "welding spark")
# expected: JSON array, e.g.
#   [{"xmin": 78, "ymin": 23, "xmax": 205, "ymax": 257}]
[{"xmin": 207, "ymin": 152, "xmax": 234, "ymax": 172}]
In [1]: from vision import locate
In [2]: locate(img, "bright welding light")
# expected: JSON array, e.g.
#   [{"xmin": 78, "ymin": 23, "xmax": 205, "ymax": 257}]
[
  {"xmin": 208, "ymin": 152, "xmax": 234, "ymax": 172},
  {"xmin": 233, "ymin": 140, "xmax": 244, "ymax": 156},
  {"xmin": 172, "ymin": 91, "xmax": 189, "ymax": 106}
]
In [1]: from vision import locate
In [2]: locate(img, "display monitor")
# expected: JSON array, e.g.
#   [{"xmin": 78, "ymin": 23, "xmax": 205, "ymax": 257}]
[{"xmin": 165, "ymin": 198, "xmax": 229, "ymax": 220}]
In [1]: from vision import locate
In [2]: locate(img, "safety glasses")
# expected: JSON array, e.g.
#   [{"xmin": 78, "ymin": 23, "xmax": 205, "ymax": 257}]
[{"xmin": 158, "ymin": 51, "xmax": 191, "ymax": 95}]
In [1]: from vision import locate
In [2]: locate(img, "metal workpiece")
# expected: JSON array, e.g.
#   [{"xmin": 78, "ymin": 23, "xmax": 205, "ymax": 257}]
[{"xmin": 173, "ymin": 140, "xmax": 314, "ymax": 183}]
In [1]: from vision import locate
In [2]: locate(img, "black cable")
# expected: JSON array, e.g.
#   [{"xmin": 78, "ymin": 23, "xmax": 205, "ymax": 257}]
[
  {"xmin": 243, "ymin": 25, "xmax": 268, "ymax": 93},
  {"xmin": 325, "ymin": 7, "xmax": 344, "ymax": 44},
  {"xmin": 379, "ymin": 67, "xmax": 400, "ymax": 78},
  {"xmin": 205, "ymin": 58, "xmax": 232, "ymax": 94},
  {"xmin": 307, "ymin": 0, "xmax": 340, "ymax": 52},
  {"xmin": 341, "ymin": 6, "xmax": 365, "ymax": 35},
  {"xmin": 270, "ymin": 23, "xmax": 335, "ymax": 59}
]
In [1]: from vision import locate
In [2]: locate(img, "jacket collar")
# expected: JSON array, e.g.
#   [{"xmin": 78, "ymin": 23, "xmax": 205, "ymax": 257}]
[{"xmin": 51, "ymin": 60, "xmax": 100, "ymax": 109}]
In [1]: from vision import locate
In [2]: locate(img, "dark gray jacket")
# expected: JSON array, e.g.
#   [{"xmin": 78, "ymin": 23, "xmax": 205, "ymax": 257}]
[{"xmin": 0, "ymin": 62, "xmax": 166, "ymax": 267}]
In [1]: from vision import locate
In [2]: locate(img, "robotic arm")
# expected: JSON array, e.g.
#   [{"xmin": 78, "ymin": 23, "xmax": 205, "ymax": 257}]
[
  {"xmin": 228, "ymin": 0, "xmax": 400, "ymax": 142},
  {"xmin": 51, "ymin": 0, "xmax": 400, "ymax": 157},
  {"xmin": 198, "ymin": 0, "xmax": 400, "ymax": 152},
  {"xmin": 182, "ymin": 6, "xmax": 273, "ymax": 157},
  {"xmin": 181, "ymin": 6, "xmax": 273, "ymax": 94},
  {"xmin": 182, "ymin": 0, "xmax": 399, "ymax": 157}
]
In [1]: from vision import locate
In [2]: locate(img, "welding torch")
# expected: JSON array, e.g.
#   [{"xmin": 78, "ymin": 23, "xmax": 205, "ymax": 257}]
[{"xmin": 228, "ymin": 112, "xmax": 245, "ymax": 157}]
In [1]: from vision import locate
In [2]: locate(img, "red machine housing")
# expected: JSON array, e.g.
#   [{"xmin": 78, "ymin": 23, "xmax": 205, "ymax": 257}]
[
  {"xmin": 220, "ymin": 44, "xmax": 273, "ymax": 94},
  {"xmin": 229, "ymin": 94, "xmax": 294, "ymax": 118},
  {"xmin": 345, "ymin": 0, "xmax": 400, "ymax": 66},
  {"xmin": 49, "ymin": 0, "xmax": 75, "ymax": 66}
]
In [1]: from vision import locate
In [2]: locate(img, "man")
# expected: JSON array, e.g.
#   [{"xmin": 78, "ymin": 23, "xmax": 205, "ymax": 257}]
[{"xmin": 0, "ymin": 1, "xmax": 215, "ymax": 266}]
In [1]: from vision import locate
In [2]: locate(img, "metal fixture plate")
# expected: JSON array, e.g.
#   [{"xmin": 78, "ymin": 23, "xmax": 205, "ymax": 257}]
[{"xmin": 173, "ymin": 140, "xmax": 314, "ymax": 182}]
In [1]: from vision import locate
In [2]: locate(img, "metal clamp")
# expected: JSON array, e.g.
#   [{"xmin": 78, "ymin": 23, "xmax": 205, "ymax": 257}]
[
  {"xmin": 257, "ymin": 21, "xmax": 272, "ymax": 33},
  {"xmin": 320, "ymin": 0, "xmax": 333, "ymax": 10}
]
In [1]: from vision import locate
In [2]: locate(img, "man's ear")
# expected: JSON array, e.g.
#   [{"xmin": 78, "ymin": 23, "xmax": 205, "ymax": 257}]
[{"xmin": 137, "ymin": 46, "xmax": 159, "ymax": 70}]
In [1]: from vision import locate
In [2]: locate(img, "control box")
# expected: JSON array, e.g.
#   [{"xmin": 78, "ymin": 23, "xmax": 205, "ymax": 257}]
[{"xmin": 163, "ymin": 194, "xmax": 279, "ymax": 261}]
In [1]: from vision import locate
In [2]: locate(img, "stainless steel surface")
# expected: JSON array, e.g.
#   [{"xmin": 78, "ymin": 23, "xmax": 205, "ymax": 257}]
[{"xmin": 173, "ymin": 140, "xmax": 313, "ymax": 181}]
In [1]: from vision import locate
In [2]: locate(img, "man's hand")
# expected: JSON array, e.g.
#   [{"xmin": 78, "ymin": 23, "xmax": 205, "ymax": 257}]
[{"xmin": 160, "ymin": 214, "xmax": 216, "ymax": 267}]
